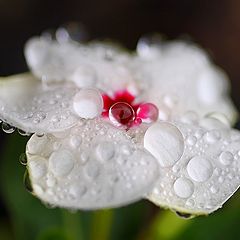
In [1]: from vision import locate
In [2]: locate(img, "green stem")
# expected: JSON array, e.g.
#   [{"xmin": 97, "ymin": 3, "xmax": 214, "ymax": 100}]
[
  {"xmin": 90, "ymin": 209, "xmax": 113, "ymax": 240},
  {"xmin": 61, "ymin": 209, "xmax": 84, "ymax": 240}
]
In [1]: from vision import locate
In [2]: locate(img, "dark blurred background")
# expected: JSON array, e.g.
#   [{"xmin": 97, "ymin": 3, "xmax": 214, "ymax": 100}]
[
  {"xmin": 0, "ymin": 1, "xmax": 240, "ymax": 240},
  {"xmin": 1, "ymin": 0, "xmax": 240, "ymax": 105}
]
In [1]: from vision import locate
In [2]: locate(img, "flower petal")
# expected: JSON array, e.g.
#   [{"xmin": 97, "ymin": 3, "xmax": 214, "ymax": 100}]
[
  {"xmin": 136, "ymin": 39, "xmax": 238, "ymax": 124},
  {"xmin": 26, "ymin": 119, "xmax": 159, "ymax": 209},
  {"xmin": 25, "ymin": 37, "xmax": 133, "ymax": 92},
  {"xmin": 146, "ymin": 113, "xmax": 240, "ymax": 215},
  {"xmin": 0, "ymin": 73, "xmax": 79, "ymax": 133}
]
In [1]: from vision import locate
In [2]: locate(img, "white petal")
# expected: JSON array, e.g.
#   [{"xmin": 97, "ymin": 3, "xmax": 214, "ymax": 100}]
[
  {"xmin": 26, "ymin": 119, "xmax": 159, "ymax": 209},
  {"xmin": 147, "ymin": 114, "xmax": 240, "ymax": 215},
  {"xmin": 0, "ymin": 73, "xmax": 79, "ymax": 133},
  {"xmin": 135, "ymin": 40, "xmax": 238, "ymax": 124},
  {"xmin": 25, "ymin": 38, "xmax": 133, "ymax": 92}
]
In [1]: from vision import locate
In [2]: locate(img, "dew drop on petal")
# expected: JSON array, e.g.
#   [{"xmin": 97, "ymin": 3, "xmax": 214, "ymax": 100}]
[
  {"xmin": 28, "ymin": 156, "xmax": 47, "ymax": 179},
  {"xmin": 73, "ymin": 89, "xmax": 103, "ymax": 119},
  {"xmin": 19, "ymin": 153, "xmax": 28, "ymax": 165},
  {"xmin": 136, "ymin": 103, "xmax": 159, "ymax": 123},
  {"xmin": 175, "ymin": 211, "xmax": 194, "ymax": 219},
  {"xmin": 219, "ymin": 151, "xmax": 233, "ymax": 166},
  {"xmin": 144, "ymin": 122, "xmax": 184, "ymax": 167},
  {"xmin": 85, "ymin": 162, "xmax": 100, "ymax": 179},
  {"xmin": 69, "ymin": 184, "xmax": 87, "ymax": 199},
  {"xmin": 2, "ymin": 122, "xmax": 15, "ymax": 133},
  {"xmin": 109, "ymin": 102, "xmax": 136, "ymax": 127},
  {"xmin": 187, "ymin": 156, "xmax": 213, "ymax": 182},
  {"xmin": 49, "ymin": 149, "xmax": 74, "ymax": 177},
  {"xmin": 70, "ymin": 136, "xmax": 82, "ymax": 148},
  {"xmin": 204, "ymin": 130, "xmax": 221, "ymax": 144},
  {"xmin": 173, "ymin": 177, "xmax": 194, "ymax": 199},
  {"xmin": 96, "ymin": 142, "xmax": 115, "ymax": 162},
  {"xmin": 18, "ymin": 129, "xmax": 30, "ymax": 136}
]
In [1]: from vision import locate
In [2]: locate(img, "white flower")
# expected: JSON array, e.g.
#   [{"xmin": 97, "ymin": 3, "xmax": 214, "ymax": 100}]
[{"xmin": 0, "ymin": 33, "xmax": 239, "ymax": 216}]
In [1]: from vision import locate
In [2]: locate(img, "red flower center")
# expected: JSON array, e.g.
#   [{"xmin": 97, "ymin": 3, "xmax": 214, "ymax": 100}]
[{"xmin": 102, "ymin": 90, "xmax": 159, "ymax": 129}]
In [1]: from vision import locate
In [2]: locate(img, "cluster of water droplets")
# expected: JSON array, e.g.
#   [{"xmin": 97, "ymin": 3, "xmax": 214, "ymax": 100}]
[
  {"xmin": 25, "ymin": 119, "xmax": 159, "ymax": 209},
  {"xmin": 0, "ymin": 119, "xmax": 31, "ymax": 136},
  {"xmin": 147, "ymin": 112, "xmax": 240, "ymax": 214}
]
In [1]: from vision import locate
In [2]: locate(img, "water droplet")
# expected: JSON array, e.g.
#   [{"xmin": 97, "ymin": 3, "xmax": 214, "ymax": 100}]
[
  {"xmin": 144, "ymin": 122, "xmax": 184, "ymax": 167},
  {"xmin": 136, "ymin": 103, "xmax": 159, "ymax": 123},
  {"xmin": 49, "ymin": 149, "xmax": 74, "ymax": 177},
  {"xmin": 210, "ymin": 185, "xmax": 218, "ymax": 194},
  {"xmin": 186, "ymin": 136, "xmax": 197, "ymax": 146},
  {"xmin": 85, "ymin": 162, "xmax": 100, "ymax": 179},
  {"xmin": 109, "ymin": 102, "xmax": 136, "ymax": 128},
  {"xmin": 173, "ymin": 177, "xmax": 194, "ymax": 198},
  {"xmin": 121, "ymin": 145, "xmax": 132, "ymax": 155},
  {"xmin": 187, "ymin": 156, "xmax": 213, "ymax": 182},
  {"xmin": 36, "ymin": 133, "xmax": 44, "ymax": 137},
  {"xmin": 46, "ymin": 175, "xmax": 56, "ymax": 187},
  {"xmin": 204, "ymin": 130, "xmax": 221, "ymax": 144},
  {"xmin": 69, "ymin": 184, "xmax": 87, "ymax": 199},
  {"xmin": 186, "ymin": 199, "xmax": 195, "ymax": 207},
  {"xmin": 175, "ymin": 211, "xmax": 194, "ymax": 219},
  {"xmin": 2, "ymin": 122, "xmax": 15, "ymax": 133},
  {"xmin": 219, "ymin": 151, "xmax": 233, "ymax": 166},
  {"xmin": 73, "ymin": 89, "xmax": 103, "ymax": 119},
  {"xmin": 218, "ymin": 176, "xmax": 224, "ymax": 183},
  {"xmin": 18, "ymin": 129, "xmax": 30, "ymax": 136},
  {"xmin": 51, "ymin": 115, "xmax": 61, "ymax": 123},
  {"xmin": 28, "ymin": 157, "xmax": 47, "ymax": 179},
  {"xmin": 70, "ymin": 136, "xmax": 82, "ymax": 148},
  {"xmin": 23, "ymin": 170, "xmax": 33, "ymax": 193},
  {"xmin": 96, "ymin": 142, "xmax": 115, "ymax": 162},
  {"xmin": 19, "ymin": 153, "xmax": 27, "ymax": 165}
]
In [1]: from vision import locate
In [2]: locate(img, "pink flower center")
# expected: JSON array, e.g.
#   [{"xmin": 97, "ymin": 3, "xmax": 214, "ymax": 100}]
[{"xmin": 102, "ymin": 90, "xmax": 159, "ymax": 128}]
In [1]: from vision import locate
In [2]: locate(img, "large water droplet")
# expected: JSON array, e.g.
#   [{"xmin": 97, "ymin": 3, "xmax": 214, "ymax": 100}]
[
  {"xmin": 173, "ymin": 177, "xmax": 194, "ymax": 198},
  {"xmin": 19, "ymin": 153, "xmax": 27, "ymax": 165},
  {"xmin": 144, "ymin": 122, "xmax": 184, "ymax": 167},
  {"xmin": 73, "ymin": 89, "xmax": 103, "ymax": 119},
  {"xmin": 2, "ymin": 122, "xmax": 15, "ymax": 133},
  {"xmin": 187, "ymin": 156, "xmax": 213, "ymax": 182},
  {"xmin": 175, "ymin": 211, "xmax": 194, "ymax": 219},
  {"xmin": 49, "ymin": 149, "xmax": 74, "ymax": 177},
  {"xmin": 136, "ymin": 103, "xmax": 159, "ymax": 123},
  {"xmin": 109, "ymin": 102, "xmax": 136, "ymax": 128}
]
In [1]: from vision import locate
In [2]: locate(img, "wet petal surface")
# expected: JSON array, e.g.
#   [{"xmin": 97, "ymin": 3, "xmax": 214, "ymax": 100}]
[
  {"xmin": 147, "ymin": 114, "xmax": 240, "ymax": 215},
  {"xmin": 135, "ymin": 39, "xmax": 238, "ymax": 124},
  {"xmin": 0, "ymin": 73, "xmax": 79, "ymax": 133},
  {"xmin": 25, "ymin": 38, "xmax": 132, "ymax": 92},
  {"xmin": 26, "ymin": 119, "xmax": 159, "ymax": 209}
]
